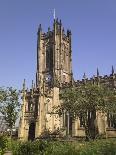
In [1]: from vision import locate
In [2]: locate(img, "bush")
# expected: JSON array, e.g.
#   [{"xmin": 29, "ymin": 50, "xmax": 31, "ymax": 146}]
[
  {"xmin": 78, "ymin": 139, "xmax": 116, "ymax": 155},
  {"xmin": 8, "ymin": 138, "xmax": 116, "ymax": 155},
  {"xmin": 10, "ymin": 140, "xmax": 77, "ymax": 155},
  {"xmin": 44, "ymin": 141, "xmax": 77, "ymax": 155},
  {"xmin": 0, "ymin": 135, "xmax": 8, "ymax": 155},
  {"xmin": 10, "ymin": 140, "xmax": 49, "ymax": 155}
]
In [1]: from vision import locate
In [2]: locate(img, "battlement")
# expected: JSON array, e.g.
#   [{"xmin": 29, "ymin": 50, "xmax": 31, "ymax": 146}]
[
  {"xmin": 59, "ymin": 72, "xmax": 116, "ymax": 89},
  {"xmin": 38, "ymin": 18, "xmax": 71, "ymax": 42},
  {"xmin": 75, "ymin": 72, "xmax": 116, "ymax": 88}
]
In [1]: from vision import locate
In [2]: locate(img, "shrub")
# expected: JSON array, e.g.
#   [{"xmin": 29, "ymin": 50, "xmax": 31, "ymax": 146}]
[
  {"xmin": 9, "ymin": 138, "xmax": 116, "ymax": 155},
  {"xmin": 10, "ymin": 140, "xmax": 48, "ymax": 155},
  {"xmin": 0, "ymin": 135, "xmax": 8, "ymax": 155},
  {"xmin": 78, "ymin": 139, "xmax": 116, "ymax": 155},
  {"xmin": 44, "ymin": 141, "xmax": 77, "ymax": 155}
]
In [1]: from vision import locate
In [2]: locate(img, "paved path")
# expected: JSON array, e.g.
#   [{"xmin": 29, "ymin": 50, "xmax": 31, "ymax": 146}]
[{"xmin": 4, "ymin": 151, "xmax": 12, "ymax": 155}]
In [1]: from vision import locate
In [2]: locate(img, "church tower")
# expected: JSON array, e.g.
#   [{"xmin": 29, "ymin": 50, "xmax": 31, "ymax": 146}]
[
  {"xmin": 36, "ymin": 19, "xmax": 72, "ymax": 88},
  {"xmin": 18, "ymin": 19, "xmax": 73, "ymax": 141}
]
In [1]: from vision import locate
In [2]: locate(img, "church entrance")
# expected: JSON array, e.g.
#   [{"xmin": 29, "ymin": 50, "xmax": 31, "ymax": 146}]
[{"xmin": 28, "ymin": 122, "xmax": 35, "ymax": 141}]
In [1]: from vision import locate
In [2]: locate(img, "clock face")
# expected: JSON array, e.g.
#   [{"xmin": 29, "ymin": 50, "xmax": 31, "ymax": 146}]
[{"xmin": 45, "ymin": 73, "xmax": 52, "ymax": 83}]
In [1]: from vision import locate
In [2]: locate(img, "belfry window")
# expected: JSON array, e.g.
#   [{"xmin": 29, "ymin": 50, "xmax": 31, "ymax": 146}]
[{"xmin": 46, "ymin": 47, "xmax": 53, "ymax": 71}]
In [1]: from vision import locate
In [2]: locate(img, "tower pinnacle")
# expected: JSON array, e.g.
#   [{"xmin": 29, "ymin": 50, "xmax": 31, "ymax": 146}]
[
  {"xmin": 23, "ymin": 79, "xmax": 26, "ymax": 91},
  {"xmin": 83, "ymin": 72, "xmax": 86, "ymax": 79},
  {"xmin": 112, "ymin": 65, "xmax": 114, "ymax": 75},
  {"xmin": 97, "ymin": 67, "xmax": 99, "ymax": 77}
]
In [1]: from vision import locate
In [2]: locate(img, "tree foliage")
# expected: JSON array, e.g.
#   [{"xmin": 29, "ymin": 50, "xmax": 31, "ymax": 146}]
[
  {"xmin": 58, "ymin": 84, "xmax": 116, "ymax": 139},
  {"xmin": 0, "ymin": 87, "xmax": 20, "ymax": 129}
]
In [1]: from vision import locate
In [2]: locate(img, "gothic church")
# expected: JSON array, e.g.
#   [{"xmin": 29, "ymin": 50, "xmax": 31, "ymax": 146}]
[{"xmin": 18, "ymin": 19, "xmax": 116, "ymax": 141}]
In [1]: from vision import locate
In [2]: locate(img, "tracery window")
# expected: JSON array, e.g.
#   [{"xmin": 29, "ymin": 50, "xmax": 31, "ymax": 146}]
[{"xmin": 46, "ymin": 47, "xmax": 53, "ymax": 71}]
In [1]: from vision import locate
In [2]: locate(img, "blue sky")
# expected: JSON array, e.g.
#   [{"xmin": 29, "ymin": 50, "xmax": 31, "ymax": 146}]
[{"xmin": 0, "ymin": 0, "xmax": 116, "ymax": 90}]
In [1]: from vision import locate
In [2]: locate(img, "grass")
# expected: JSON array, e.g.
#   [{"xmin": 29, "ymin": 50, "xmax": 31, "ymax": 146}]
[{"xmin": 0, "ymin": 136, "xmax": 116, "ymax": 155}]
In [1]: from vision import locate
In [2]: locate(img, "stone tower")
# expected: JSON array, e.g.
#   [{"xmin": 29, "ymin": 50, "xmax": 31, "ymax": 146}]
[
  {"xmin": 36, "ymin": 19, "xmax": 72, "ymax": 88},
  {"xmin": 18, "ymin": 19, "xmax": 72, "ymax": 141}
]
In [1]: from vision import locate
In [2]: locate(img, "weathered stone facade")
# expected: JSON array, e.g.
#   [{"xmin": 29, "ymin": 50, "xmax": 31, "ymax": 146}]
[
  {"xmin": 18, "ymin": 19, "xmax": 116, "ymax": 141},
  {"xmin": 18, "ymin": 19, "xmax": 72, "ymax": 141}
]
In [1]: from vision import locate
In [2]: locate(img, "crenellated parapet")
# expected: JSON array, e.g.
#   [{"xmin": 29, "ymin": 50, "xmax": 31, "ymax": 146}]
[
  {"xmin": 73, "ymin": 69, "xmax": 116, "ymax": 88},
  {"xmin": 59, "ymin": 67, "xmax": 116, "ymax": 89}
]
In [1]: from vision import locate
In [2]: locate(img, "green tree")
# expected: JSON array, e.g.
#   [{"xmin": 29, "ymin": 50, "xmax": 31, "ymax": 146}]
[
  {"xmin": 0, "ymin": 87, "xmax": 20, "ymax": 135},
  {"xmin": 58, "ymin": 84, "xmax": 116, "ymax": 139}
]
